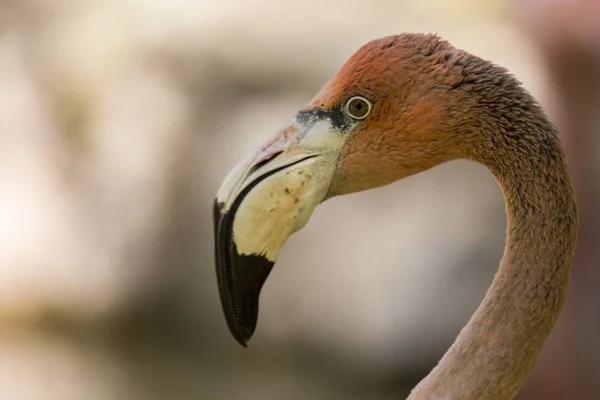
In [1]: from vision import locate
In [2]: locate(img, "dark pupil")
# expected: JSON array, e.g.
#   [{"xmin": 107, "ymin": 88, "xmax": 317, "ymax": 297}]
[{"xmin": 351, "ymin": 99, "xmax": 367, "ymax": 117}]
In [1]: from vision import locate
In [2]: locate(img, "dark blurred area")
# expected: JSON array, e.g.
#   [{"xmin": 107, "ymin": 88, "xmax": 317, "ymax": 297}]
[{"xmin": 0, "ymin": 1, "xmax": 596, "ymax": 399}]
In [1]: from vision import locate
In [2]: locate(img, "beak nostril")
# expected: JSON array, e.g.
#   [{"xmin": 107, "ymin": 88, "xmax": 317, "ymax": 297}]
[{"xmin": 249, "ymin": 151, "xmax": 283, "ymax": 175}]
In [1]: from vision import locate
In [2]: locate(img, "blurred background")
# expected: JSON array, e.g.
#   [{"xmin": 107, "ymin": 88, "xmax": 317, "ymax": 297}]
[{"xmin": 0, "ymin": 0, "xmax": 598, "ymax": 399}]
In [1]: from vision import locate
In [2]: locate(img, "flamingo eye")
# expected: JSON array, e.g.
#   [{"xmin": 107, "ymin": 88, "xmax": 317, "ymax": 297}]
[{"xmin": 344, "ymin": 96, "xmax": 372, "ymax": 120}]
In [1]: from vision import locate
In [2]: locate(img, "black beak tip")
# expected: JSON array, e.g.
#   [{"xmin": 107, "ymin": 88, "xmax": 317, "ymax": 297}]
[
  {"xmin": 231, "ymin": 326, "xmax": 252, "ymax": 348},
  {"xmin": 224, "ymin": 311, "xmax": 257, "ymax": 348},
  {"xmin": 218, "ymin": 250, "xmax": 271, "ymax": 347},
  {"xmin": 213, "ymin": 199, "xmax": 275, "ymax": 348}
]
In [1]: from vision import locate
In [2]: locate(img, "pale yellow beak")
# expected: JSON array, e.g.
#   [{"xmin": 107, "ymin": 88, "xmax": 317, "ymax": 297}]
[{"xmin": 213, "ymin": 109, "xmax": 355, "ymax": 346}]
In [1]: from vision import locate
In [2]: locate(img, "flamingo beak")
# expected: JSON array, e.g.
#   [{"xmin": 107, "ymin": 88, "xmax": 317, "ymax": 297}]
[{"xmin": 213, "ymin": 110, "xmax": 354, "ymax": 346}]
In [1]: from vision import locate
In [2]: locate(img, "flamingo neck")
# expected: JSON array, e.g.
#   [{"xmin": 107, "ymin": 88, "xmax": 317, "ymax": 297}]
[{"xmin": 409, "ymin": 110, "xmax": 578, "ymax": 400}]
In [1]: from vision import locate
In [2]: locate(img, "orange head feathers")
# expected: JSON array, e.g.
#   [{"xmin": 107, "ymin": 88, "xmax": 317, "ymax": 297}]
[
  {"xmin": 213, "ymin": 32, "xmax": 557, "ymax": 346},
  {"xmin": 303, "ymin": 34, "xmax": 478, "ymax": 195},
  {"xmin": 296, "ymin": 33, "xmax": 548, "ymax": 197}
]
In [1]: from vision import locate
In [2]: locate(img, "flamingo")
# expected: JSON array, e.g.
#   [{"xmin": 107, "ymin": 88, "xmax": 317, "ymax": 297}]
[{"xmin": 213, "ymin": 33, "xmax": 578, "ymax": 400}]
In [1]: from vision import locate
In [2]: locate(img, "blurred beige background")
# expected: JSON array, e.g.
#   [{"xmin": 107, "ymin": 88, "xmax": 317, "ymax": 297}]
[{"xmin": 0, "ymin": 0, "xmax": 598, "ymax": 399}]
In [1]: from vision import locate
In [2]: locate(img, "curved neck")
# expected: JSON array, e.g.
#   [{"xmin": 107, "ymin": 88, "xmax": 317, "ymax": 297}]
[{"xmin": 409, "ymin": 112, "xmax": 578, "ymax": 399}]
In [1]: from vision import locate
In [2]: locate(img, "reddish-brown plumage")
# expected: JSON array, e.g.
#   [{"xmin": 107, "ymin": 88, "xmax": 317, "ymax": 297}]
[
  {"xmin": 306, "ymin": 34, "xmax": 475, "ymax": 196},
  {"xmin": 305, "ymin": 33, "xmax": 578, "ymax": 399},
  {"xmin": 215, "ymin": 33, "xmax": 578, "ymax": 400}
]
